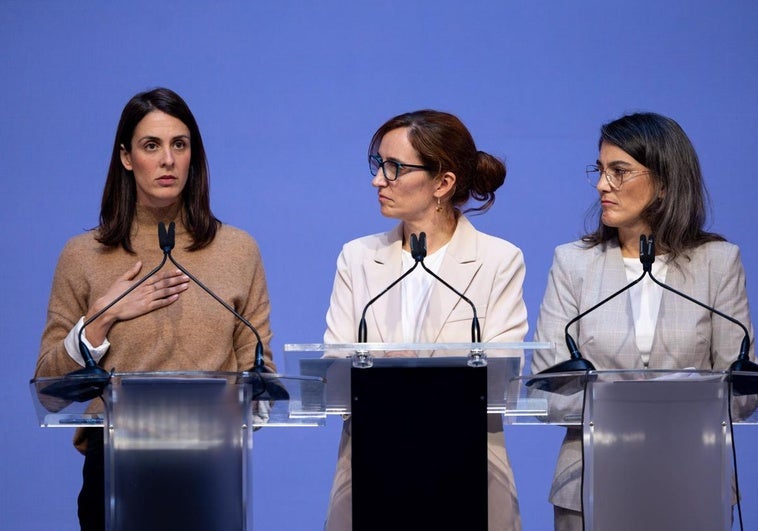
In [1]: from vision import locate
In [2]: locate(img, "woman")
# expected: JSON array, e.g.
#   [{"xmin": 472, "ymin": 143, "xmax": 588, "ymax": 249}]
[
  {"xmin": 531, "ymin": 112, "xmax": 755, "ymax": 530},
  {"xmin": 34, "ymin": 87, "xmax": 275, "ymax": 530},
  {"xmin": 323, "ymin": 109, "xmax": 528, "ymax": 531}
]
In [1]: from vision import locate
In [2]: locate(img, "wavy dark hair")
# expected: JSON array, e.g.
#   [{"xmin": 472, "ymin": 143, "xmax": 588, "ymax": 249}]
[
  {"xmin": 97, "ymin": 87, "xmax": 219, "ymax": 252},
  {"xmin": 583, "ymin": 112, "xmax": 723, "ymax": 259},
  {"xmin": 369, "ymin": 109, "xmax": 506, "ymax": 214}
]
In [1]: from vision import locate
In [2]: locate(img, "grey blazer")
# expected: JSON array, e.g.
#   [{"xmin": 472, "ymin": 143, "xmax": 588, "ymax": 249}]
[
  {"xmin": 323, "ymin": 215, "xmax": 529, "ymax": 531},
  {"xmin": 531, "ymin": 239, "xmax": 755, "ymax": 510}
]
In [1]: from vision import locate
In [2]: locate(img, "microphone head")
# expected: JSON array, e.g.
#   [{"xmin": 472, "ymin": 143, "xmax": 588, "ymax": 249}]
[
  {"xmin": 158, "ymin": 222, "xmax": 169, "ymax": 252},
  {"xmin": 410, "ymin": 232, "xmax": 427, "ymax": 262},
  {"xmin": 418, "ymin": 232, "xmax": 427, "ymax": 258},
  {"xmin": 640, "ymin": 234, "xmax": 654, "ymax": 271},
  {"xmin": 168, "ymin": 221, "xmax": 176, "ymax": 250},
  {"xmin": 158, "ymin": 222, "xmax": 176, "ymax": 253}
]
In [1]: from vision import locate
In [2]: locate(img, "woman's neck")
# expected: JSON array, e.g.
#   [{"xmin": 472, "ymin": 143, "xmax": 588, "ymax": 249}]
[{"xmin": 403, "ymin": 214, "xmax": 458, "ymax": 254}]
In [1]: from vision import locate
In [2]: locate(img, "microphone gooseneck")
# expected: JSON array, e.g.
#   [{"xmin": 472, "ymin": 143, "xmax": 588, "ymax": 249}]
[
  {"xmin": 642, "ymin": 235, "xmax": 757, "ymax": 395},
  {"xmin": 160, "ymin": 222, "xmax": 267, "ymax": 372},
  {"xmin": 357, "ymin": 233, "xmax": 424, "ymax": 343},
  {"xmin": 528, "ymin": 235, "xmax": 655, "ymax": 389},
  {"xmin": 414, "ymin": 232, "xmax": 482, "ymax": 344}
]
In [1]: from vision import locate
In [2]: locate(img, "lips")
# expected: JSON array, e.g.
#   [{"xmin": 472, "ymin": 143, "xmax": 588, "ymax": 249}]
[{"xmin": 156, "ymin": 175, "xmax": 177, "ymax": 185}]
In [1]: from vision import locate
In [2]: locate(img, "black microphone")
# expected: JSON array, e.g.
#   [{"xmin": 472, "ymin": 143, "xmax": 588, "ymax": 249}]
[
  {"xmin": 159, "ymin": 222, "xmax": 269, "ymax": 375},
  {"xmin": 527, "ymin": 235, "xmax": 655, "ymax": 391},
  {"xmin": 413, "ymin": 232, "xmax": 482, "ymax": 344},
  {"xmin": 643, "ymin": 235, "xmax": 757, "ymax": 396},
  {"xmin": 357, "ymin": 232, "xmax": 425, "ymax": 343},
  {"xmin": 40, "ymin": 226, "xmax": 174, "ymax": 402}
]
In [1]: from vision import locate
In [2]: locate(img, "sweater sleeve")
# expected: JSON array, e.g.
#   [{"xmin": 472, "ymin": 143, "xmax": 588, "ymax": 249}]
[{"xmin": 35, "ymin": 238, "xmax": 93, "ymax": 378}]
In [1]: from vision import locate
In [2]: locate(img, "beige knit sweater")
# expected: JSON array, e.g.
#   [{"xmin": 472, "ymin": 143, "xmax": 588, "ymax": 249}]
[{"xmin": 35, "ymin": 205, "xmax": 275, "ymax": 449}]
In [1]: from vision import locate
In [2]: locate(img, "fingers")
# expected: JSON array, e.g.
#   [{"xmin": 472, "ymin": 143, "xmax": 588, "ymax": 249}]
[{"xmin": 145, "ymin": 271, "xmax": 190, "ymax": 304}]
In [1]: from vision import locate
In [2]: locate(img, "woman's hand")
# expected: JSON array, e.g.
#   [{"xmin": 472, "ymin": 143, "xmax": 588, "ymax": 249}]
[{"xmin": 83, "ymin": 262, "xmax": 190, "ymax": 346}]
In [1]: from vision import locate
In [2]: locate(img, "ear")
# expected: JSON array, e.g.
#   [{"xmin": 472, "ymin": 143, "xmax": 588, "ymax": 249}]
[
  {"xmin": 434, "ymin": 171, "xmax": 456, "ymax": 198},
  {"xmin": 120, "ymin": 144, "xmax": 133, "ymax": 171}
]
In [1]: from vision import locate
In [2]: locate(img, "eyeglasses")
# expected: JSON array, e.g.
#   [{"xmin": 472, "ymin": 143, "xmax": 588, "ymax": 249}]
[
  {"xmin": 585, "ymin": 164, "xmax": 650, "ymax": 190},
  {"xmin": 369, "ymin": 154, "xmax": 433, "ymax": 182}
]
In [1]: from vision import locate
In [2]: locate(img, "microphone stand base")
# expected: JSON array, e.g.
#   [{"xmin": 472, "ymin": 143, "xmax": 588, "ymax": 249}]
[
  {"xmin": 39, "ymin": 366, "xmax": 111, "ymax": 402},
  {"xmin": 729, "ymin": 358, "xmax": 758, "ymax": 396}
]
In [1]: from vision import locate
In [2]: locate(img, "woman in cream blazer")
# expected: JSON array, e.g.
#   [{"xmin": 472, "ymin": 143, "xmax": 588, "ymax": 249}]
[{"xmin": 323, "ymin": 109, "xmax": 528, "ymax": 531}]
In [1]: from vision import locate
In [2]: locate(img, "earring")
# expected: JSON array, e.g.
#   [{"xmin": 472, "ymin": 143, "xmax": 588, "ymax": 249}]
[{"xmin": 436, "ymin": 197, "xmax": 442, "ymax": 212}]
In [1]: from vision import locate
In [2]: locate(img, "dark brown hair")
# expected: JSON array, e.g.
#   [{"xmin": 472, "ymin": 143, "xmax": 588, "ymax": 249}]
[
  {"xmin": 369, "ymin": 109, "xmax": 506, "ymax": 214},
  {"xmin": 583, "ymin": 112, "xmax": 724, "ymax": 258},
  {"xmin": 97, "ymin": 87, "xmax": 218, "ymax": 252}
]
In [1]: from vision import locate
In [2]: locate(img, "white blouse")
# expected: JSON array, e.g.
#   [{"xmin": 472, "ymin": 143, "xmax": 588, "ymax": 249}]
[
  {"xmin": 401, "ymin": 243, "xmax": 449, "ymax": 342},
  {"xmin": 623, "ymin": 256, "xmax": 669, "ymax": 366}
]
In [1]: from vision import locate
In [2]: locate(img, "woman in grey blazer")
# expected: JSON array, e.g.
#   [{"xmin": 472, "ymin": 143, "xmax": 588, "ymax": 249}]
[
  {"xmin": 323, "ymin": 110, "xmax": 528, "ymax": 531},
  {"xmin": 531, "ymin": 112, "xmax": 755, "ymax": 531}
]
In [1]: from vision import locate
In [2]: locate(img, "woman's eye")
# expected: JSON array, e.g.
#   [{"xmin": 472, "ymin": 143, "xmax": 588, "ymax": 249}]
[
  {"xmin": 143, "ymin": 142, "xmax": 158, "ymax": 151},
  {"xmin": 173, "ymin": 140, "xmax": 187, "ymax": 150}
]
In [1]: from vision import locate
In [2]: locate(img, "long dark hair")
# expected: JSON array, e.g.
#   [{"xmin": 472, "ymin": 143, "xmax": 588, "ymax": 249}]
[
  {"xmin": 97, "ymin": 87, "xmax": 218, "ymax": 252},
  {"xmin": 583, "ymin": 112, "xmax": 724, "ymax": 259},
  {"xmin": 369, "ymin": 109, "xmax": 506, "ymax": 214}
]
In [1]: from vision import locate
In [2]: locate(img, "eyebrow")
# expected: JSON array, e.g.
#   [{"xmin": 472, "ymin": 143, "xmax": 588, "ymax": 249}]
[
  {"xmin": 596, "ymin": 159, "xmax": 634, "ymax": 167},
  {"xmin": 137, "ymin": 134, "xmax": 190, "ymax": 143}
]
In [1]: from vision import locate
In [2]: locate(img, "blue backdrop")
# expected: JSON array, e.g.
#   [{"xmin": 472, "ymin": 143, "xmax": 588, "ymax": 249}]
[{"xmin": 2, "ymin": 1, "xmax": 756, "ymax": 529}]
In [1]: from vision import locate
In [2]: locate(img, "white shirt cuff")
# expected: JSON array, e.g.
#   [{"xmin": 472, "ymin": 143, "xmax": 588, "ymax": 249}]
[{"xmin": 64, "ymin": 316, "xmax": 111, "ymax": 366}]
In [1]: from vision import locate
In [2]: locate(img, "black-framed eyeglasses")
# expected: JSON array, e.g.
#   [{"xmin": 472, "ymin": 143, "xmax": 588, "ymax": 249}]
[
  {"xmin": 369, "ymin": 154, "xmax": 433, "ymax": 181},
  {"xmin": 585, "ymin": 164, "xmax": 651, "ymax": 190}
]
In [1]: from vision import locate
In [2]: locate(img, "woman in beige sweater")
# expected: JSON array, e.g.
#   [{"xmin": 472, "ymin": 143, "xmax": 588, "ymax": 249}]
[{"xmin": 35, "ymin": 87, "xmax": 275, "ymax": 531}]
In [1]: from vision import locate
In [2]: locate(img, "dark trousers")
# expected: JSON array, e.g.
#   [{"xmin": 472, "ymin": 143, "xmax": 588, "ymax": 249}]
[{"xmin": 78, "ymin": 428, "xmax": 105, "ymax": 531}]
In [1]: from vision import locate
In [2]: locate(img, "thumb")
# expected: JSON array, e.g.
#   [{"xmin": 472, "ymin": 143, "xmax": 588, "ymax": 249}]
[{"xmin": 122, "ymin": 261, "xmax": 143, "ymax": 281}]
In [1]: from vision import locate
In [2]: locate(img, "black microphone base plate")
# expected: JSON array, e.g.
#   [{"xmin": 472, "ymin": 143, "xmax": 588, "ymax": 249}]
[
  {"xmin": 39, "ymin": 366, "xmax": 111, "ymax": 402},
  {"xmin": 525, "ymin": 358, "xmax": 596, "ymax": 394},
  {"xmin": 729, "ymin": 358, "xmax": 758, "ymax": 396}
]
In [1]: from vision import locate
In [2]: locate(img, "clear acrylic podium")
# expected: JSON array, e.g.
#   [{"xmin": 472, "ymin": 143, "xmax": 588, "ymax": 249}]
[
  {"xmin": 30, "ymin": 370, "xmax": 326, "ymax": 531},
  {"xmin": 513, "ymin": 369, "xmax": 758, "ymax": 531},
  {"xmin": 284, "ymin": 342, "xmax": 542, "ymax": 531}
]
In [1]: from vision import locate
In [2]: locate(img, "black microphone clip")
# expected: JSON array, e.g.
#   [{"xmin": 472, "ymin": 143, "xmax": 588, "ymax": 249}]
[
  {"xmin": 158, "ymin": 221, "xmax": 176, "ymax": 253},
  {"xmin": 410, "ymin": 232, "xmax": 427, "ymax": 262}
]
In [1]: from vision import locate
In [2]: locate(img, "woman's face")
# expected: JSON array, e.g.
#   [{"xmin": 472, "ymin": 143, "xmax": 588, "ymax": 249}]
[
  {"xmin": 595, "ymin": 141, "xmax": 657, "ymax": 237},
  {"xmin": 371, "ymin": 127, "xmax": 439, "ymax": 222},
  {"xmin": 120, "ymin": 110, "xmax": 191, "ymax": 208}
]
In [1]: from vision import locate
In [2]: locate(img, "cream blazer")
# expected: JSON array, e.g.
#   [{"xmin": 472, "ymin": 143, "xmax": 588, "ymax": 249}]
[
  {"xmin": 531, "ymin": 239, "xmax": 755, "ymax": 511},
  {"xmin": 323, "ymin": 215, "xmax": 529, "ymax": 531}
]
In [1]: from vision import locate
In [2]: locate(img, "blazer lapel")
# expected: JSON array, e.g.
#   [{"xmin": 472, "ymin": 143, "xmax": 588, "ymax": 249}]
[
  {"xmin": 363, "ymin": 226, "xmax": 404, "ymax": 342},
  {"xmin": 422, "ymin": 217, "xmax": 481, "ymax": 342}
]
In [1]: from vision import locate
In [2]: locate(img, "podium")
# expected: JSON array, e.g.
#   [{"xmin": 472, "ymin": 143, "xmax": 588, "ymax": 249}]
[
  {"xmin": 30, "ymin": 370, "xmax": 326, "ymax": 531},
  {"xmin": 283, "ymin": 342, "xmax": 543, "ymax": 531},
  {"xmin": 513, "ymin": 369, "xmax": 758, "ymax": 531}
]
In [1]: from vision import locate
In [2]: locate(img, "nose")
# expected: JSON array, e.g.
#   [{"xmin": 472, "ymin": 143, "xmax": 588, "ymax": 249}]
[
  {"xmin": 160, "ymin": 146, "xmax": 175, "ymax": 167},
  {"xmin": 371, "ymin": 172, "xmax": 387, "ymax": 187},
  {"xmin": 595, "ymin": 171, "xmax": 611, "ymax": 192}
]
